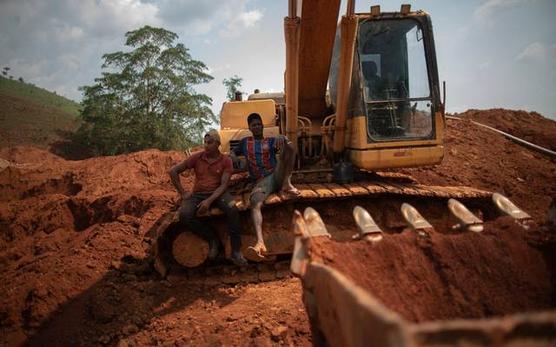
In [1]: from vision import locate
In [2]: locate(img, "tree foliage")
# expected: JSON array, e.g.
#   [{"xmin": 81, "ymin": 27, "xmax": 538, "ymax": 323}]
[
  {"xmin": 75, "ymin": 26, "xmax": 216, "ymax": 156},
  {"xmin": 223, "ymin": 75, "xmax": 243, "ymax": 100}
]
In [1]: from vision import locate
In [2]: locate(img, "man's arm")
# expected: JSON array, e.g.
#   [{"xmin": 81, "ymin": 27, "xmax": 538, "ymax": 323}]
[
  {"xmin": 168, "ymin": 159, "xmax": 192, "ymax": 200},
  {"xmin": 230, "ymin": 138, "xmax": 246, "ymax": 172},
  {"xmin": 197, "ymin": 171, "xmax": 231, "ymax": 214},
  {"xmin": 275, "ymin": 134, "xmax": 294, "ymax": 153}
]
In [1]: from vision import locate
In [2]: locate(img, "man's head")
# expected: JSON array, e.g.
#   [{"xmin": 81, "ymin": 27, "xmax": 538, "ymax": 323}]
[
  {"xmin": 247, "ymin": 113, "xmax": 264, "ymax": 138},
  {"xmin": 363, "ymin": 61, "xmax": 378, "ymax": 79},
  {"xmin": 204, "ymin": 129, "xmax": 221, "ymax": 153}
]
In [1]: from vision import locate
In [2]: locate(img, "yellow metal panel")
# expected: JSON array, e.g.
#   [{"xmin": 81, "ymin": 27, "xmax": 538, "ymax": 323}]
[
  {"xmin": 349, "ymin": 145, "xmax": 444, "ymax": 170},
  {"xmin": 298, "ymin": 0, "xmax": 342, "ymax": 119},
  {"xmin": 347, "ymin": 116, "xmax": 442, "ymax": 149},
  {"xmin": 220, "ymin": 99, "xmax": 277, "ymax": 129}
]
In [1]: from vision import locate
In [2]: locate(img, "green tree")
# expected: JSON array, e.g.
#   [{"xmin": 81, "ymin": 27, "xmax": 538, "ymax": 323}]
[
  {"xmin": 223, "ymin": 75, "xmax": 243, "ymax": 100},
  {"xmin": 75, "ymin": 25, "xmax": 216, "ymax": 156}
]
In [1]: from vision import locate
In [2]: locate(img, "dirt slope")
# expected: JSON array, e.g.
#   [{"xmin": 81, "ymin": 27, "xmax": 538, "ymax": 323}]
[{"xmin": 0, "ymin": 109, "xmax": 555, "ymax": 346}]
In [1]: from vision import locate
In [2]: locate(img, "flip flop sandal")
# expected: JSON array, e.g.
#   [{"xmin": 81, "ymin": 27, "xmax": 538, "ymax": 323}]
[
  {"xmin": 279, "ymin": 188, "xmax": 301, "ymax": 199},
  {"xmin": 246, "ymin": 245, "xmax": 266, "ymax": 260}
]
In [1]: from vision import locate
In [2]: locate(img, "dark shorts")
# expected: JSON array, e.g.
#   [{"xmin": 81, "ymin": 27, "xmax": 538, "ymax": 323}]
[
  {"xmin": 248, "ymin": 147, "xmax": 289, "ymax": 205},
  {"xmin": 250, "ymin": 173, "xmax": 280, "ymax": 204}
]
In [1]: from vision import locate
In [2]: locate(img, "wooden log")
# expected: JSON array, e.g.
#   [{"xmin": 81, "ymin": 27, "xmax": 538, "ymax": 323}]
[{"xmin": 172, "ymin": 232, "xmax": 209, "ymax": 268}]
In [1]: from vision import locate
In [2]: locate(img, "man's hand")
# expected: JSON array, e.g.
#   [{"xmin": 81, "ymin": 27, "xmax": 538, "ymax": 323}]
[
  {"xmin": 197, "ymin": 199, "xmax": 212, "ymax": 214},
  {"xmin": 276, "ymin": 135, "xmax": 286, "ymax": 152}
]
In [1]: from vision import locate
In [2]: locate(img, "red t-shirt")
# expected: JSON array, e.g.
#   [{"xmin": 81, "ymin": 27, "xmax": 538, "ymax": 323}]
[{"xmin": 184, "ymin": 151, "xmax": 233, "ymax": 193}]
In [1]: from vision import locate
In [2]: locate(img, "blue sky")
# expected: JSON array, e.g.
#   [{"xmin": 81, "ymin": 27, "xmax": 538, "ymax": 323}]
[{"xmin": 1, "ymin": 0, "xmax": 555, "ymax": 119}]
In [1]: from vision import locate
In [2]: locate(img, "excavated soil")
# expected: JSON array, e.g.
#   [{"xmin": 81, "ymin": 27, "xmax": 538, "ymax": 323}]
[
  {"xmin": 0, "ymin": 109, "xmax": 555, "ymax": 346},
  {"xmin": 310, "ymin": 218, "xmax": 556, "ymax": 323}
]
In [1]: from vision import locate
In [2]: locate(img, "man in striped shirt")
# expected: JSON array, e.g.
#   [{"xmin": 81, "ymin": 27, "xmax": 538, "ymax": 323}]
[{"xmin": 232, "ymin": 113, "xmax": 299, "ymax": 258}]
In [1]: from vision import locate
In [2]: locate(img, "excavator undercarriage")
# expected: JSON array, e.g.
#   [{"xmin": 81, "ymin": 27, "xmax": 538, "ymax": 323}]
[{"xmin": 146, "ymin": 170, "xmax": 532, "ymax": 280}]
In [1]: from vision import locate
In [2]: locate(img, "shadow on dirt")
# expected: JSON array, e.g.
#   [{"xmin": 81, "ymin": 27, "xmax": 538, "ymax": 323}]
[{"xmin": 26, "ymin": 259, "xmax": 238, "ymax": 346}]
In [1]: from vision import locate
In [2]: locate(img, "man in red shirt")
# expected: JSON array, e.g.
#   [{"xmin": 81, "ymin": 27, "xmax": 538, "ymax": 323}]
[{"xmin": 169, "ymin": 129, "xmax": 246, "ymax": 266}]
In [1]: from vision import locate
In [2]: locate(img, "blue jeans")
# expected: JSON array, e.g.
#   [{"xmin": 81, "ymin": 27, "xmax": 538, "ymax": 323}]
[{"xmin": 178, "ymin": 191, "xmax": 242, "ymax": 253}]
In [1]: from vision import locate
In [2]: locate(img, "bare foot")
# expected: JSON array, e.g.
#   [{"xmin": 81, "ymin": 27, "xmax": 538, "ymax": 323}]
[
  {"xmin": 279, "ymin": 186, "xmax": 300, "ymax": 199},
  {"xmin": 247, "ymin": 242, "xmax": 267, "ymax": 259}
]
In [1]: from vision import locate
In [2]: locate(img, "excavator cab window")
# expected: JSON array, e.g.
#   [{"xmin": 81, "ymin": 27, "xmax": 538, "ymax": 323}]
[{"xmin": 357, "ymin": 18, "xmax": 434, "ymax": 142}]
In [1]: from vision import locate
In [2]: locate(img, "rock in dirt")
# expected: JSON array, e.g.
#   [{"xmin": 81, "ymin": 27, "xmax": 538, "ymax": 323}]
[{"xmin": 270, "ymin": 325, "xmax": 288, "ymax": 341}]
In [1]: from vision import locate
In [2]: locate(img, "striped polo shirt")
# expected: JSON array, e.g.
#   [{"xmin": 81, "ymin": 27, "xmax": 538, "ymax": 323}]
[{"xmin": 234, "ymin": 136, "xmax": 277, "ymax": 181}]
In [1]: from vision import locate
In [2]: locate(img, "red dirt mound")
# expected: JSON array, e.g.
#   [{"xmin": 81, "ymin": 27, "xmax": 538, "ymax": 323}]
[
  {"xmin": 402, "ymin": 112, "xmax": 556, "ymax": 221},
  {"xmin": 460, "ymin": 109, "xmax": 556, "ymax": 151}
]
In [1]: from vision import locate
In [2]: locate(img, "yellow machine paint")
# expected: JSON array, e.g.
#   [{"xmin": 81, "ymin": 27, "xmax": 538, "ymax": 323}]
[
  {"xmin": 218, "ymin": 1, "xmax": 445, "ymax": 174},
  {"xmin": 218, "ymin": 99, "xmax": 280, "ymax": 153},
  {"xmin": 150, "ymin": 2, "xmax": 500, "ymax": 275},
  {"xmin": 345, "ymin": 111, "xmax": 445, "ymax": 170}
]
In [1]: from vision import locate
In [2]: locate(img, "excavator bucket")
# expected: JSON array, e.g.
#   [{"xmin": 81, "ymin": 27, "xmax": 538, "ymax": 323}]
[{"xmin": 290, "ymin": 203, "xmax": 556, "ymax": 347}]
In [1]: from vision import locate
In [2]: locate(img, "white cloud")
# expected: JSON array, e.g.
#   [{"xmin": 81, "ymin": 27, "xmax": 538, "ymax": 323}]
[
  {"xmin": 479, "ymin": 61, "xmax": 491, "ymax": 70},
  {"xmin": 58, "ymin": 54, "xmax": 80, "ymax": 71},
  {"xmin": 239, "ymin": 10, "xmax": 263, "ymax": 28},
  {"xmin": 76, "ymin": 0, "xmax": 160, "ymax": 37},
  {"xmin": 54, "ymin": 24, "xmax": 84, "ymax": 41},
  {"xmin": 474, "ymin": 0, "xmax": 535, "ymax": 21},
  {"xmin": 157, "ymin": 0, "xmax": 264, "ymax": 38},
  {"xmin": 515, "ymin": 42, "xmax": 556, "ymax": 62},
  {"xmin": 220, "ymin": 8, "xmax": 263, "ymax": 38},
  {"xmin": 205, "ymin": 64, "xmax": 232, "ymax": 75}
]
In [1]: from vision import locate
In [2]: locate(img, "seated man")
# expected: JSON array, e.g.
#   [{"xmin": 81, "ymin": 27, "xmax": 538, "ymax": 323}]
[
  {"xmin": 169, "ymin": 129, "xmax": 247, "ymax": 266},
  {"xmin": 362, "ymin": 61, "xmax": 384, "ymax": 99},
  {"xmin": 231, "ymin": 113, "xmax": 299, "ymax": 258}
]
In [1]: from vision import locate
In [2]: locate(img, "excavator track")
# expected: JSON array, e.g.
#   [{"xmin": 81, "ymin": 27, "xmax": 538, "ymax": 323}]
[
  {"xmin": 166, "ymin": 260, "xmax": 293, "ymax": 286},
  {"xmin": 146, "ymin": 173, "xmax": 498, "ymax": 278}
]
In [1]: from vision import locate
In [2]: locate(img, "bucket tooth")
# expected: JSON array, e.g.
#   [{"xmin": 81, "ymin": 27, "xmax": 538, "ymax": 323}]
[
  {"xmin": 292, "ymin": 210, "xmax": 309, "ymax": 237},
  {"xmin": 352, "ymin": 206, "xmax": 383, "ymax": 242},
  {"xmin": 303, "ymin": 207, "xmax": 331, "ymax": 238},
  {"xmin": 401, "ymin": 203, "xmax": 433, "ymax": 236},
  {"xmin": 290, "ymin": 237, "xmax": 308, "ymax": 276},
  {"xmin": 448, "ymin": 198, "xmax": 484, "ymax": 232},
  {"xmin": 492, "ymin": 193, "xmax": 531, "ymax": 221},
  {"xmin": 290, "ymin": 210, "xmax": 309, "ymax": 276}
]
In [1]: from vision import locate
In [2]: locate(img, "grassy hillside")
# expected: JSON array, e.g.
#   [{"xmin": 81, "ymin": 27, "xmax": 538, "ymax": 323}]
[{"xmin": 0, "ymin": 76, "xmax": 81, "ymax": 150}]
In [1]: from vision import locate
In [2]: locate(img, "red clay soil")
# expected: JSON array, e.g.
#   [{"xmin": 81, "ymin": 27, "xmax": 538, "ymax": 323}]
[
  {"xmin": 310, "ymin": 218, "xmax": 556, "ymax": 323},
  {"xmin": 460, "ymin": 108, "xmax": 556, "ymax": 151},
  {"xmin": 0, "ymin": 108, "xmax": 555, "ymax": 346},
  {"xmin": 401, "ymin": 110, "xmax": 556, "ymax": 221}
]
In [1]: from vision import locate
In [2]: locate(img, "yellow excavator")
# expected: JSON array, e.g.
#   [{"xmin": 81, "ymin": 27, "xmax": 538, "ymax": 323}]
[{"xmin": 148, "ymin": 1, "xmax": 530, "ymax": 277}]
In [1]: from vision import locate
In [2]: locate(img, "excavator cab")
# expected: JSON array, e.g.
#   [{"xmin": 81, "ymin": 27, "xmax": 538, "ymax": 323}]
[
  {"xmin": 328, "ymin": 7, "xmax": 445, "ymax": 171},
  {"xmin": 359, "ymin": 18, "xmax": 433, "ymax": 140}
]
